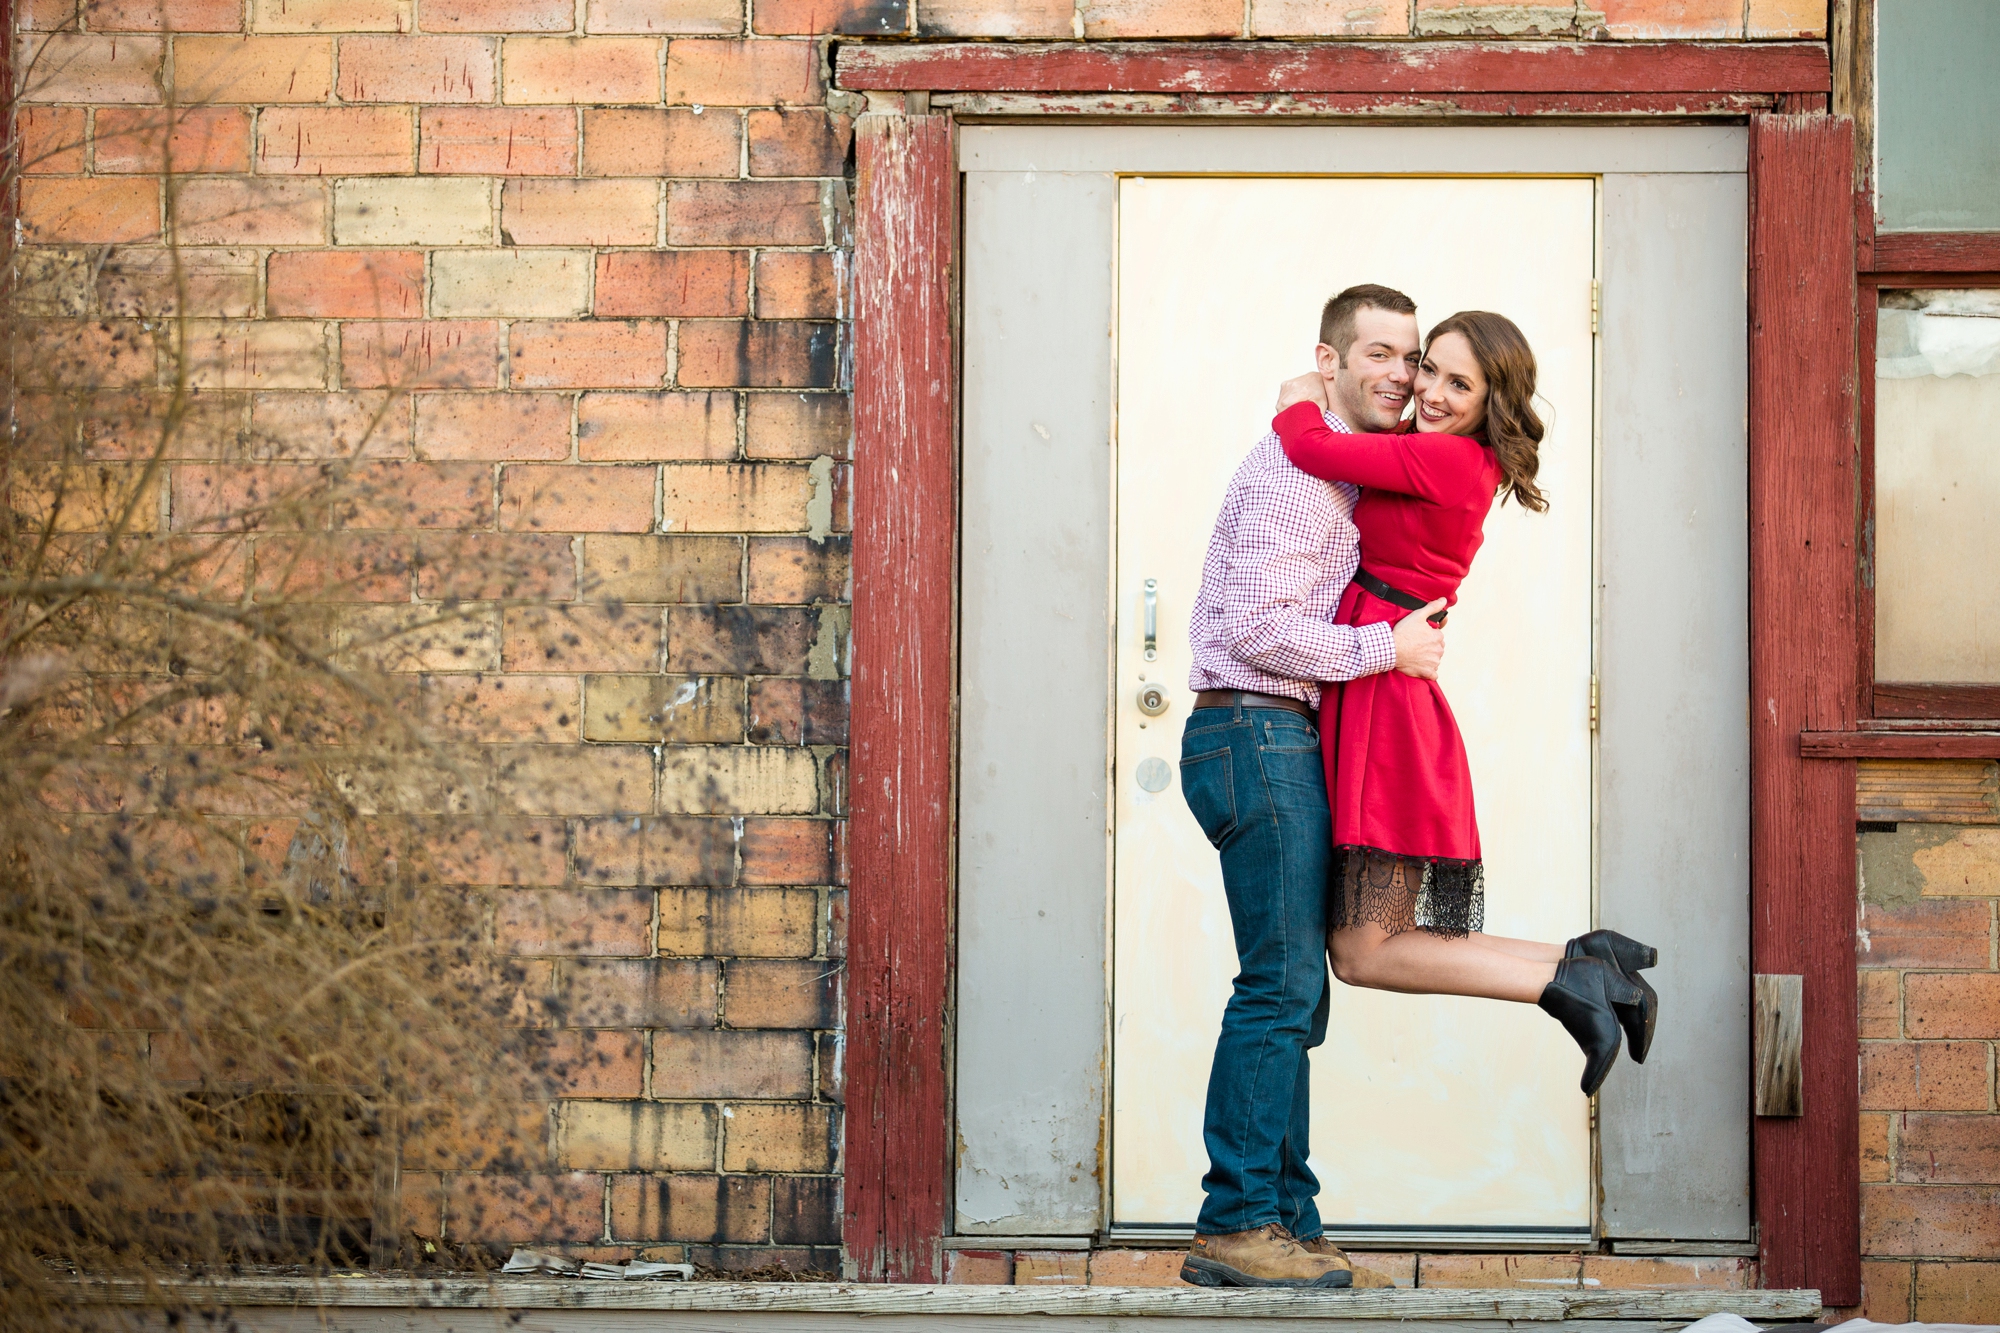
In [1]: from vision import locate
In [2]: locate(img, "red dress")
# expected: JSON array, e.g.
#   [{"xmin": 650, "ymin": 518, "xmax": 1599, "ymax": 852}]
[{"xmin": 1272, "ymin": 401, "xmax": 1503, "ymax": 939}]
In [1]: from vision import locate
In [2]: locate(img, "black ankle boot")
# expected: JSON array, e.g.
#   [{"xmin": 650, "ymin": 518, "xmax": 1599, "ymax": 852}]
[
  {"xmin": 1565, "ymin": 930, "xmax": 1660, "ymax": 1065},
  {"xmin": 1539, "ymin": 956, "xmax": 1646, "ymax": 1097}
]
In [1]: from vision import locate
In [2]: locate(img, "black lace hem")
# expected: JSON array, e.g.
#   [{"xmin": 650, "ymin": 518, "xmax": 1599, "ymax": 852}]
[{"xmin": 1331, "ymin": 844, "xmax": 1485, "ymax": 941}]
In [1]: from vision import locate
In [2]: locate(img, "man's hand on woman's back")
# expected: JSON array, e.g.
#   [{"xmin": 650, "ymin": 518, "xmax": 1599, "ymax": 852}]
[{"xmin": 1391, "ymin": 600, "xmax": 1448, "ymax": 680}]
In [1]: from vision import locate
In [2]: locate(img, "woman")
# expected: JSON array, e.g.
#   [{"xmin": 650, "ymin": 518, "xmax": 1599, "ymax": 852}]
[{"xmin": 1272, "ymin": 310, "xmax": 1657, "ymax": 1097}]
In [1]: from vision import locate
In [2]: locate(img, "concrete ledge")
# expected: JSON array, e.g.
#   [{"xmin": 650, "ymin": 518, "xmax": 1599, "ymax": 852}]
[{"xmin": 88, "ymin": 1275, "xmax": 1823, "ymax": 1326}]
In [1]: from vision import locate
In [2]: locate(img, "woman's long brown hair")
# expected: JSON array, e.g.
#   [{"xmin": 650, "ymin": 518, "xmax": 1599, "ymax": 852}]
[{"xmin": 1426, "ymin": 310, "xmax": 1548, "ymax": 513}]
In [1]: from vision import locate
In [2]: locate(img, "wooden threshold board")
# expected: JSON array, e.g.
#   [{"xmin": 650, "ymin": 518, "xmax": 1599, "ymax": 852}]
[{"xmin": 87, "ymin": 1277, "xmax": 1821, "ymax": 1328}]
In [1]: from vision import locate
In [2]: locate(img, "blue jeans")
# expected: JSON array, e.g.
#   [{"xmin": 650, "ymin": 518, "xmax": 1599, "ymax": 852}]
[{"xmin": 1179, "ymin": 702, "xmax": 1333, "ymax": 1239}]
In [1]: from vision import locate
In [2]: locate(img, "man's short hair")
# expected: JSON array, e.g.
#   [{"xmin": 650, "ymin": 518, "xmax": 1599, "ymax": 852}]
[{"xmin": 1319, "ymin": 284, "xmax": 1418, "ymax": 365}]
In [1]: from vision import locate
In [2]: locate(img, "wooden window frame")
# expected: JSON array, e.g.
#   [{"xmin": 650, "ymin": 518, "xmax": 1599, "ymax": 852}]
[{"xmin": 842, "ymin": 39, "xmax": 1860, "ymax": 1306}]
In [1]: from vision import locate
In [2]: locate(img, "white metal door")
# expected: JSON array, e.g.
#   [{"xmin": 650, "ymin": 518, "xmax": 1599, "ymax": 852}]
[{"xmin": 1111, "ymin": 177, "xmax": 1598, "ymax": 1237}]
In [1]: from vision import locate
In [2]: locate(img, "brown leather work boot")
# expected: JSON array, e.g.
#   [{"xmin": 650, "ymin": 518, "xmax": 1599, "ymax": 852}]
[
  {"xmin": 1295, "ymin": 1236, "xmax": 1393, "ymax": 1288},
  {"xmin": 1181, "ymin": 1223, "xmax": 1354, "ymax": 1288}
]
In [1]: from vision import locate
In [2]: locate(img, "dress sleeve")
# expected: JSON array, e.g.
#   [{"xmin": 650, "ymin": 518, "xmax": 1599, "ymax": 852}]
[{"xmin": 1272, "ymin": 401, "xmax": 1481, "ymax": 505}]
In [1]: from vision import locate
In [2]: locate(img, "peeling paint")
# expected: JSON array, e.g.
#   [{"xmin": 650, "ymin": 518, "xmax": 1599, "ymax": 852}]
[{"xmin": 806, "ymin": 453, "xmax": 836, "ymax": 542}]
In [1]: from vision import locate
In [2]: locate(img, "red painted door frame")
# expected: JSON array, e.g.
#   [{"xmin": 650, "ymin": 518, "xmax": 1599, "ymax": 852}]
[{"xmin": 843, "ymin": 43, "xmax": 1860, "ymax": 1306}]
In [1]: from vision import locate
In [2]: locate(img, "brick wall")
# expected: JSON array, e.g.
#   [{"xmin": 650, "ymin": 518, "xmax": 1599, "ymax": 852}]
[
  {"xmin": 1856, "ymin": 761, "xmax": 2000, "ymax": 1320},
  {"xmin": 12, "ymin": 0, "xmax": 1857, "ymax": 1280}
]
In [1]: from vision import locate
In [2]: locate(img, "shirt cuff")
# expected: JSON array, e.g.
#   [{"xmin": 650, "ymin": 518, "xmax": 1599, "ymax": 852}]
[{"xmin": 1356, "ymin": 621, "xmax": 1396, "ymax": 677}]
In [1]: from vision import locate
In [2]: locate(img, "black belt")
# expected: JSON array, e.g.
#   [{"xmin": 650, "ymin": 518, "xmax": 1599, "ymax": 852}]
[{"xmin": 1354, "ymin": 568, "xmax": 1449, "ymax": 626}]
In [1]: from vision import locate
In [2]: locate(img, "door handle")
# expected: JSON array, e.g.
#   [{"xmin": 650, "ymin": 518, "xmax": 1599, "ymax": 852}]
[{"xmin": 1143, "ymin": 578, "xmax": 1158, "ymax": 662}]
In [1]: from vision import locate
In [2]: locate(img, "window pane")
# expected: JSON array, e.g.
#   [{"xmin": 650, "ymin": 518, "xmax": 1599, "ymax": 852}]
[
  {"xmin": 1876, "ymin": 0, "xmax": 2000, "ymax": 231},
  {"xmin": 1875, "ymin": 289, "xmax": 2000, "ymax": 683}
]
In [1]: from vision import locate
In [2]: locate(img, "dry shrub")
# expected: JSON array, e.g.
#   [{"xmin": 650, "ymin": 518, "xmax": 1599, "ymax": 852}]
[{"xmin": 2, "ymin": 84, "xmax": 606, "ymax": 1326}]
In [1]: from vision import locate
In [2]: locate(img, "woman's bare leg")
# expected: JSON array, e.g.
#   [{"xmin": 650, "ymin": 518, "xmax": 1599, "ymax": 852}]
[{"xmin": 1328, "ymin": 924, "xmax": 1557, "ymax": 1004}]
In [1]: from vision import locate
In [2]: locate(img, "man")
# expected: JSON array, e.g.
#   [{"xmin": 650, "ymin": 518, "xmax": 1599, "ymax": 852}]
[{"xmin": 1178, "ymin": 284, "xmax": 1447, "ymax": 1289}]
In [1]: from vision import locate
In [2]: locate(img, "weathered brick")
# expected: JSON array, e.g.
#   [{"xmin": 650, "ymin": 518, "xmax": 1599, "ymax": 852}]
[
  {"xmin": 401, "ymin": 1172, "xmax": 447, "ymax": 1231},
  {"xmin": 341, "ymin": 319, "xmax": 501, "ymax": 388},
  {"xmin": 448, "ymin": 1172, "xmax": 604, "ymax": 1242},
  {"xmin": 257, "ymin": 105, "xmax": 413, "ymax": 175},
  {"xmin": 754, "ymin": 252, "xmax": 842, "ymax": 319},
  {"xmin": 1863, "ymin": 1259, "xmax": 1915, "ymax": 1322},
  {"xmin": 91, "ymin": 247, "xmax": 255, "ymax": 319},
  {"xmin": 1080, "ymin": 0, "xmax": 1239, "ymax": 38},
  {"xmin": 746, "ymin": 391, "xmax": 848, "ymax": 459},
  {"xmin": 1916, "ymin": 1261, "xmax": 2000, "ymax": 1321},
  {"xmin": 1895, "ymin": 1113, "xmax": 2000, "ymax": 1184},
  {"xmin": 503, "ymin": 178, "xmax": 659, "ymax": 246},
  {"xmin": 1916, "ymin": 828, "xmax": 2000, "ymax": 897},
  {"xmin": 559, "ymin": 958, "xmax": 717, "ymax": 1028},
  {"xmin": 173, "ymin": 36, "xmax": 334, "ymax": 102},
  {"xmin": 19, "ymin": 107, "xmax": 86, "ymax": 174},
  {"xmin": 1861, "ymin": 968, "xmax": 1903, "ymax": 1040},
  {"xmin": 1908, "ymin": 974, "xmax": 2000, "ymax": 1040},
  {"xmin": 250, "ymin": 0, "xmax": 411, "ymax": 28},
  {"xmin": 93, "ymin": 106, "xmax": 250, "ymax": 174},
  {"xmin": 664, "ymin": 37, "xmax": 821, "ymax": 105},
  {"xmin": 1864, "ymin": 1184, "xmax": 2000, "ymax": 1259},
  {"xmin": 422, "ymin": 106, "xmax": 577, "ymax": 173},
  {"xmin": 1578, "ymin": 1256, "xmax": 1754, "ymax": 1289},
  {"xmin": 668, "ymin": 180, "xmax": 824, "ymax": 246},
  {"xmin": 1861, "ymin": 900, "xmax": 1993, "ymax": 970},
  {"xmin": 173, "ymin": 178, "xmax": 324, "ymax": 245},
  {"xmin": 576, "ymin": 815, "xmax": 738, "ymax": 886},
  {"xmin": 652, "ymin": 1029, "xmax": 812, "ymax": 1099},
  {"xmin": 1862, "ymin": 1041, "xmax": 1992, "ymax": 1111},
  {"xmin": 327, "ymin": 602, "xmax": 498, "ymax": 674},
  {"xmin": 414, "ymin": 531, "xmax": 577, "ymax": 600},
  {"xmin": 1863, "ymin": 1111, "xmax": 1893, "ymax": 1183},
  {"xmin": 746, "ymin": 677, "xmax": 845, "ymax": 746},
  {"xmin": 509, "ymin": 321, "xmax": 669, "ymax": 389},
  {"xmin": 720, "ymin": 1102, "xmax": 833, "ymax": 1173},
  {"xmin": 1414, "ymin": 0, "xmax": 1573, "ymax": 35},
  {"xmin": 338, "ymin": 460, "xmax": 493, "ymax": 528},
  {"xmin": 748, "ymin": 535, "xmax": 848, "ymax": 603},
  {"xmin": 496, "ymin": 887, "xmax": 654, "ymax": 955},
  {"xmin": 422, "ymin": 673, "xmax": 581, "ymax": 742},
  {"xmin": 492, "ymin": 742, "xmax": 655, "ymax": 814},
  {"xmin": 1088, "ymin": 1249, "xmax": 1190, "ymax": 1287},
  {"xmin": 269, "ymin": 394, "xmax": 437, "ymax": 478},
  {"xmin": 401, "ymin": 1098, "xmax": 552, "ymax": 1170},
  {"xmin": 268, "ymin": 250, "xmax": 425, "ymax": 318},
  {"xmin": 659, "ymin": 885, "xmax": 817, "ymax": 956},
  {"xmin": 1745, "ymin": 0, "xmax": 1822, "ymax": 36},
  {"xmin": 587, "ymin": 0, "xmax": 738, "ymax": 32},
  {"xmin": 724, "ymin": 958, "xmax": 839, "ymax": 1028},
  {"xmin": 423, "ymin": 0, "xmax": 571, "ymax": 29},
  {"xmin": 556, "ymin": 1099, "xmax": 717, "ymax": 1171},
  {"xmin": 1016, "ymin": 1251, "xmax": 1088, "ymax": 1286},
  {"xmin": 1254, "ymin": 0, "xmax": 1407, "ymax": 34},
  {"xmin": 1419, "ymin": 1254, "xmax": 1582, "ymax": 1288},
  {"xmin": 433, "ymin": 248, "xmax": 594, "ymax": 317},
  {"xmin": 339, "ymin": 33, "xmax": 496, "ymax": 101},
  {"xmin": 86, "ymin": 0, "xmax": 241, "ymax": 29},
  {"xmin": 527, "ymin": 1027, "xmax": 645, "ymax": 1098},
  {"xmin": 586, "ymin": 674, "xmax": 746, "ymax": 744},
  {"xmin": 582, "ymin": 107, "xmax": 740, "ymax": 176},
  {"xmin": 500, "ymin": 463, "xmax": 656, "ymax": 533},
  {"xmin": 677, "ymin": 322, "xmax": 839, "ymax": 389},
  {"xmin": 753, "ymin": 0, "xmax": 901, "ymax": 33},
  {"xmin": 334, "ymin": 176, "xmax": 494, "ymax": 246},
  {"xmin": 417, "ymin": 816, "xmax": 567, "ymax": 884},
  {"xmin": 948, "ymin": 1250, "xmax": 1015, "ymax": 1284},
  {"xmin": 771, "ymin": 1176, "xmax": 837, "ymax": 1245},
  {"xmin": 595, "ymin": 251, "xmax": 748, "ymax": 319},
  {"xmin": 254, "ymin": 533, "xmax": 415, "ymax": 600},
  {"xmin": 578, "ymin": 390, "xmax": 738, "ymax": 459},
  {"xmin": 15, "ymin": 320, "xmax": 159, "ymax": 392},
  {"xmin": 666, "ymin": 605, "xmax": 817, "ymax": 674},
  {"xmin": 581, "ymin": 533, "xmax": 741, "ymax": 601},
  {"xmin": 18, "ymin": 34, "xmax": 164, "ymax": 103},
  {"xmin": 417, "ymin": 391, "xmax": 572, "ymax": 460},
  {"xmin": 503, "ymin": 602, "xmax": 663, "ymax": 672},
  {"xmin": 918, "ymin": 0, "xmax": 1069, "ymax": 35},
  {"xmin": 504, "ymin": 36, "xmax": 661, "ymax": 103},
  {"xmin": 19, "ymin": 178, "xmax": 159, "ymax": 244},
  {"xmin": 1594, "ymin": 0, "xmax": 1740, "ymax": 38},
  {"xmin": 18, "ymin": 464, "xmax": 162, "ymax": 534},
  {"xmin": 747, "ymin": 109, "xmax": 851, "ymax": 176},
  {"xmin": 181, "ymin": 320, "xmax": 331, "ymax": 391},
  {"xmin": 657, "ymin": 461, "xmax": 814, "ymax": 533},
  {"xmin": 613, "ymin": 1173, "xmax": 769, "ymax": 1244}
]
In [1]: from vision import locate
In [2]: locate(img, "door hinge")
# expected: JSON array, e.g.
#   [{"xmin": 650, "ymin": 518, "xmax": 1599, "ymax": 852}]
[
  {"xmin": 1589, "ymin": 675, "xmax": 1599, "ymax": 733},
  {"xmin": 1590, "ymin": 281, "xmax": 1601, "ymax": 337}
]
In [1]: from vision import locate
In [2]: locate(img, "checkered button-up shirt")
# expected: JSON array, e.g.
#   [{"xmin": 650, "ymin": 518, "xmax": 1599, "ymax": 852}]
[{"xmin": 1186, "ymin": 407, "xmax": 1396, "ymax": 709}]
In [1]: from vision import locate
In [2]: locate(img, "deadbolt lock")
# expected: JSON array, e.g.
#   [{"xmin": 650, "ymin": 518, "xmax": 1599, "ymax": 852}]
[{"xmin": 1137, "ymin": 684, "xmax": 1170, "ymax": 717}]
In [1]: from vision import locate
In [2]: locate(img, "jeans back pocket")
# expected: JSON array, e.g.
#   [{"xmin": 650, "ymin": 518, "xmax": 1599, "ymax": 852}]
[{"xmin": 1179, "ymin": 747, "xmax": 1237, "ymax": 848}]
